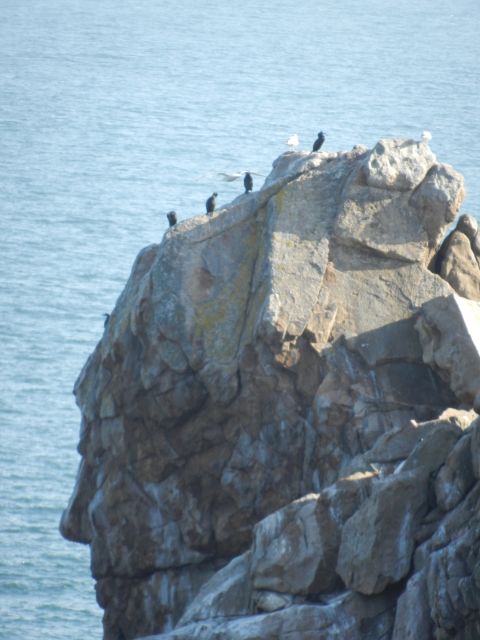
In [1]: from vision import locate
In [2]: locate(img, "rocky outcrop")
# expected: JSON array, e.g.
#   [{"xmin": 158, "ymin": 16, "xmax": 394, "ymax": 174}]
[
  {"xmin": 435, "ymin": 213, "xmax": 480, "ymax": 300},
  {"xmin": 60, "ymin": 138, "xmax": 480, "ymax": 639}
]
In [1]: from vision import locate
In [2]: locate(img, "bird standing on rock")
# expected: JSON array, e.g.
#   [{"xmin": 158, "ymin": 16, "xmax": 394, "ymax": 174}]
[
  {"xmin": 312, "ymin": 131, "xmax": 325, "ymax": 151},
  {"xmin": 244, "ymin": 172, "xmax": 253, "ymax": 193},
  {"xmin": 421, "ymin": 131, "xmax": 432, "ymax": 144},
  {"xmin": 286, "ymin": 133, "xmax": 299, "ymax": 148},
  {"xmin": 166, "ymin": 211, "xmax": 177, "ymax": 227},
  {"xmin": 206, "ymin": 192, "xmax": 218, "ymax": 215}
]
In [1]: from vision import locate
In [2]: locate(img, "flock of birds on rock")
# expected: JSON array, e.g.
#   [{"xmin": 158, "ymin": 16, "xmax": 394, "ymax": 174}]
[
  {"xmin": 165, "ymin": 131, "xmax": 326, "ymax": 228},
  {"xmin": 165, "ymin": 129, "xmax": 432, "ymax": 228},
  {"xmin": 103, "ymin": 129, "xmax": 433, "ymax": 329}
]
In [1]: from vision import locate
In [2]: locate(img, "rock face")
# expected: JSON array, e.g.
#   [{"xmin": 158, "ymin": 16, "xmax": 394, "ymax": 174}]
[
  {"xmin": 60, "ymin": 138, "xmax": 480, "ymax": 639},
  {"xmin": 435, "ymin": 213, "xmax": 480, "ymax": 300}
]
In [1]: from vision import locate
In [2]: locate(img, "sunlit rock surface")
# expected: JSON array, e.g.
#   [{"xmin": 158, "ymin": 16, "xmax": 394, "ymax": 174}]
[{"xmin": 60, "ymin": 138, "xmax": 480, "ymax": 639}]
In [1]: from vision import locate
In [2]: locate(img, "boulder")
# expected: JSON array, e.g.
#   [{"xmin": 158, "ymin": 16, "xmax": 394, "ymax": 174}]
[
  {"xmin": 251, "ymin": 472, "xmax": 377, "ymax": 595},
  {"xmin": 392, "ymin": 570, "xmax": 432, "ymax": 640},
  {"xmin": 400, "ymin": 420, "xmax": 461, "ymax": 475},
  {"xmin": 363, "ymin": 138, "xmax": 436, "ymax": 192},
  {"xmin": 336, "ymin": 470, "xmax": 430, "ymax": 594},
  {"xmin": 364, "ymin": 409, "xmax": 473, "ymax": 465},
  {"xmin": 139, "ymin": 592, "xmax": 395, "ymax": 640},
  {"xmin": 177, "ymin": 553, "xmax": 252, "ymax": 626},
  {"xmin": 439, "ymin": 231, "xmax": 480, "ymax": 300},
  {"xmin": 415, "ymin": 293, "xmax": 480, "ymax": 407},
  {"xmin": 435, "ymin": 213, "xmax": 480, "ymax": 300},
  {"xmin": 435, "ymin": 431, "xmax": 475, "ymax": 511}
]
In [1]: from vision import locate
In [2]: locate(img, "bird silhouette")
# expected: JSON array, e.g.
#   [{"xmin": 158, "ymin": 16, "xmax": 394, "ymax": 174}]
[
  {"xmin": 312, "ymin": 131, "xmax": 325, "ymax": 151},
  {"xmin": 206, "ymin": 192, "xmax": 218, "ymax": 215},
  {"xmin": 244, "ymin": 172, "xmax": 253, "ymax": 193},
  {"xmin": 166, "ymin": 211, "xmax": 177, "ymax": 227}
]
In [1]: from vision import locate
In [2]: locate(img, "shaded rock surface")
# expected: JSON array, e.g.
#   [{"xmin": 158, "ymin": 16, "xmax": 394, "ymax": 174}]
[{"xmin": 60, "ymin": 138, "xmax": 480, "ymax": 639}]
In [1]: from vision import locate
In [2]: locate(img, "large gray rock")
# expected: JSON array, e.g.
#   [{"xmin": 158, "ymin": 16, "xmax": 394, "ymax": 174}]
[
  {"xmin": 392, "ymin": 570, "xmax": 432, "ymax": 640},
  {"xmin": 415, "ymin": 293, "xmax": 480, "ymax": 408},
  {"xmin": 364, "ymin": 409, "xmax": 473, "ymax": 465},
  {"xmin": 412, "ymin": 487, "xmax": 480, "ymax": 639},
  {"xmin": 436, "ymin": 213, "xmax": 480, "ymax": 300},
  {"xmin": 60, "ymin": 139, "xmax": 467, "ymax": 639},
  {"xmin": 363, "ymin": 138, "xmax": 436, "ymax": 192},
  {"xmin": 140, "ymin": 592, "xmax": 395, "ymax": 640},
  {"xmin": 435, "ymin": 431, "xmax": 475, "ymax": 511},
  {"xmin": 177, "ymin": 553, "xmax": 252, "ymax": 625},
  {"xmin": 400, "ymin": 420, "xmax": 462, "ymax": 475},
  {"xmin": 251, "ymin": 472, "xmax": 377, "ymax": 595},
  {"xmin": 336, "ymin": 470, "xmax": 430, "ymax": 594}
]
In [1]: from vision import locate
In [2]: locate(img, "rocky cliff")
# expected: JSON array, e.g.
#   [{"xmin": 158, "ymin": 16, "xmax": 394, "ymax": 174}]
[{"xmin": 61, "ymin": 138, "xmax": 480, "ymax": 639}]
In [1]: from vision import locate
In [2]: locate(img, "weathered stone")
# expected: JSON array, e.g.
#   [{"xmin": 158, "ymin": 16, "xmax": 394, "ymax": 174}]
[
  {"xmin": 415, "ymin": 293, "xmax": 480, "ymax": 406},
  {"xmin": 435, "ymin": 431, "xmax": 475, "ymax": 511},
  {"xmin": 178, "ymin": 553, "xmax": 252, "ymax": 625},
  {"xmin": 472, "ymin": 418, "xmax": 480, "ymax": 479},
  {"xmin": 435, "ymin": 213, "xmax": 480, "ymax": 300},
  {"xmin": 140, "ymin": 591, "xmax": 395, "ymax": 640},
  {"xmin": 252, "ymin": 590, "xmax": 294, "ymax": 612},
  {"xmin": 426, "ymin": 522, "xmax": 480, "ymax": 637},
  {"xmin": 392, "ymin": 570, "xmax": 432, "ymax": 640},
  {"xmin": 364, "ymin": 416, "xmax": 453, "ymax": 465},
  {"xmin": 409, "ymin": 162, "xmax": 464, "ymax": 245},
  {"xmin": 336, "ymin": 470, "xmax": 430, "ymax": 594},
  {"xmin": 440, "ymin": 231, "xmax": 480, "ymax": 300},
  {"xmin": 363, "ymin": 138, "xmax": 436, "ymax": 192},
  {"xmin": 251, "ymin": 473, "xmax": 377, "ymax": 595},
  {"xmin": 401, "ymin": 420, "xmax": 461, "ymax": 475},
  {"xmin": 60, "ymin": 139, "xmax": 468, "ymax": 639},
  {"xmin": 414, "ymin": 482, "xmax": 480, "ymax": 572},
  {"xmin": 97, "ymin": 564, "xmax": 218, "ymax": 640}
]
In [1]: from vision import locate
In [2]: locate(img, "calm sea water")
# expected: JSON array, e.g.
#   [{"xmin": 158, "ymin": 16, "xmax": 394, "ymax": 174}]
[{"xmin": 1, "ymin": 0, "xmax": 479, "ymax": 638}]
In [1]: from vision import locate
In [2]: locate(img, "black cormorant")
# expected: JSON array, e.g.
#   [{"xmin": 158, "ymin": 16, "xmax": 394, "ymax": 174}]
[
  {"xmin": 244, "ymin": 172, "xmax": 253, "ymax": 193},
  {"xmin": 166, "ymin": 211, "xmax": 177, "ymax": 227},
  {"xmin": 206, "ymin": 192, "xmax": 218, "ymax": 215},
  {"xmin": 313, "ymin": 131, "xmax": 325, "ymax": 152}
]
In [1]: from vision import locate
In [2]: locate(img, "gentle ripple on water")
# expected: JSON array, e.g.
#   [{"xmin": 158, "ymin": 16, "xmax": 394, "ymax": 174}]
[{"xmin": 1, "ymin": 0, "xmax": 479, "ymax": 638}]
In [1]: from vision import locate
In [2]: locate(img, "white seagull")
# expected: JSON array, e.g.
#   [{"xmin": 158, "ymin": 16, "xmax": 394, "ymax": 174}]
[
  {"xmin": 217, "ymin": 170, "xmax": 264, "ymax": 182},
  {"xmin": 421, "ymin": 131, "xmax": 432, "ymax": 144},
  {"xmin": 286, "ymin": 133, "xmax": 299, "ymax": 148}
]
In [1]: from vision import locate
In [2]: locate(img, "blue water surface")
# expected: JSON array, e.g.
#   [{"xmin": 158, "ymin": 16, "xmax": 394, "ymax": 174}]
[{"xmin": 1, "ymin": 0, "xmax": 479, "ymax": 638}]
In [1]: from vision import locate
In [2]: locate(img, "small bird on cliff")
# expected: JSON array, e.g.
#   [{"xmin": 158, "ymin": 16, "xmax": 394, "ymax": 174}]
[
  {"xmin": 421, "ymin": 130, "xmax": 432, "ymax": 144},
  {"xmin": 286, "ymin": 133, "xmax": 299, "ymax": 148},
  {"xmin": 166, "ymin": 211, "xmax": 177, "ymax": 227},
  {"xmin": 244, "ymin": 172, "xmax": 253, "ymax": 193},
  {"xmin": 206, "ymin": 192, "xmax": 218, "ymax": 215},
  {"xmin": 103, "ymin": 313, "xmax": 110, "ymax": 328},
  {"xmin": 312, "ymin": 131, "xmax": 326, "ymax": 151}
]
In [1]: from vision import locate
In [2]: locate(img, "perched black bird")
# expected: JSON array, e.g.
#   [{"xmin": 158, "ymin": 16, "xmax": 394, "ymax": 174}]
[
  {"xmin": 166, "ymin": 211, "xmax": 177, "ymax": 227},
  {"xmin": 206, "ymin": 192, "xmax": 218, "ymax": 215},
  {"xmin": 244, "ymin": 172, "xmax": 253, "ymax": 193},
  {"xmin": 312, "ymin": 131, "xmax": 325, "ymax": 152},
  {"xmin": 103, "ymin": 313, "xmax": 110, "ymax": 328}
]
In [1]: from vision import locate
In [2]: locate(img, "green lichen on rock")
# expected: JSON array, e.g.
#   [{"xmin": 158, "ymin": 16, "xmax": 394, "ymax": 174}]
[{"xmin": 192, "ymin": 217, "xmax": 262, "ymax": 364}]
